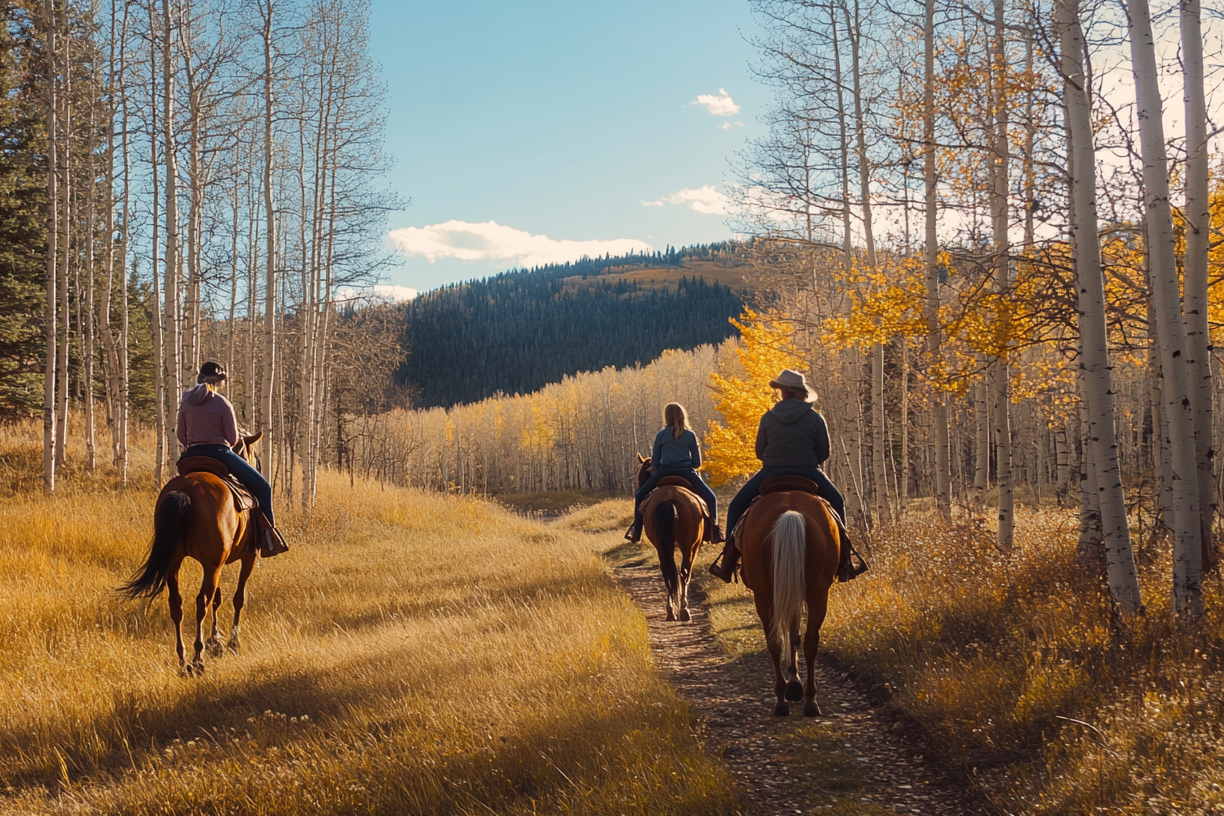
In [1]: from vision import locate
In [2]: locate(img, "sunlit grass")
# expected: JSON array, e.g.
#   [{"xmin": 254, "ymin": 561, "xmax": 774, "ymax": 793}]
[
  {"xmin": 697, "ymin": 505, "xmax": 1224, "ymax": 814},
  {"xmin": 0, "ymin": 420, "xmax": 739, "ymax": 816}
]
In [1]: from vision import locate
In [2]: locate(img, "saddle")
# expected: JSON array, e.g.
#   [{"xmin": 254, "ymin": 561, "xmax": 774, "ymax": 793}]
[
  {"xmin": 731, "ymin": 475, "xmax": 832, "ymax": 543},
  {"xmin": 176, "ymin": 456, "xmax": 259, "ymax": 513},
  {"xmin": 649, "ymin": 476, "xmax": 714, "ymax": 541}
]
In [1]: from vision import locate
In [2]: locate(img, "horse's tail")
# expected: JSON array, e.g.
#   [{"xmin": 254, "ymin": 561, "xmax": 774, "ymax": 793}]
[
  {"xmin": 121, "ymin": 491, "xmax": 191, "ymax": 599},
  {"xmin": 771, "ymin": 511, "xmax": 807, "ymax": 650},
  {"xmin": 654, "ymin": 500, "xmax": 679, "ymax": 597}
]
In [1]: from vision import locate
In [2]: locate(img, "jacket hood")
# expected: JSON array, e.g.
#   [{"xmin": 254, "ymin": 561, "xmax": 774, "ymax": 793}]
[
  {"xmin": 770, "ymin": 398, "xmax": 814, "ymax": 425},
  {"xmin": 185, "ymin": 384, "xmax": 212, "ymax": 406}
]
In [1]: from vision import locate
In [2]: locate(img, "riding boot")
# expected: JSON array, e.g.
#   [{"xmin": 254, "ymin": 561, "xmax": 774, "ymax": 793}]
[
  {"xmin": 709, "ymin": 536, "xmax": 740, "ymax": 583},
  {"xmin": 835, "ymin": 520, "xmax": 868, "ymax": 582},
  {"xmin": 624, "ymin": 511, "xmax": 643, "ymax": 543},
  {"xmin": 261, "ymin": 525, "xmax": 290, "ymax": 558},
  {"xmin": 710, "ymin": 523, "xmax": 725, "ymax": 544}
]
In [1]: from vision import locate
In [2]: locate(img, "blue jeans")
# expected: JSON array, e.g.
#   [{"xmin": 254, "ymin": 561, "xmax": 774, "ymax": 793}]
[
  {"xmin": 182, "ymin": 444, "xmax": 276, "ymax": 527},
  {"xmin": 725, "ymin": 466, "xmax": 844, "ymax": 538},
  {"xmin": 634, "ymin": 467, "xmax": 718, "ymax": 522}
]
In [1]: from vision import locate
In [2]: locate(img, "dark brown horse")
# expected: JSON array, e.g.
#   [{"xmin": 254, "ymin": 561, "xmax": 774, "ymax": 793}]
[
  {"xmin": 738, "ymin": 485, "xmax": 839, "ymax": 716},
  {"xmin": 122, "ymin": 434, "xmax": 264, "ymax": 676},
  {"xmin": 635, "ymin": 454, "xmax": 707, "ymax": 622}
]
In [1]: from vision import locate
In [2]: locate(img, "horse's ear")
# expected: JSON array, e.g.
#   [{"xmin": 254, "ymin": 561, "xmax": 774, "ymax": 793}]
[
  {"xmin": 245, "ymin": 431, "xmax": 263, "ymax": 447},
  {"xmin": 637, "ymin": 453, "xmax": 646, "ymax": 463}
]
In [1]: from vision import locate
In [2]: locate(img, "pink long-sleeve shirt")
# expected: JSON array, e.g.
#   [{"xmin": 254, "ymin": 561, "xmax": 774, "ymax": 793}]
[{"xmin": 176, "ymin": 385, "xmax": 240, "ymax": 449}]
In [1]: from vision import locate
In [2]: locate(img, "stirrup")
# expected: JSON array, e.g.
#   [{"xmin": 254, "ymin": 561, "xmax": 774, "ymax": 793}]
[
  {"xmin": 261, "ymin": 527, "xmax": 289, "ymax": 558},
  {"xmin": 837, "ymin": 551, "xmax": 869, "ymax": 583},
  {"xmin": 624, "ymin": 522, "xmax": 642, "ymax": 543}
]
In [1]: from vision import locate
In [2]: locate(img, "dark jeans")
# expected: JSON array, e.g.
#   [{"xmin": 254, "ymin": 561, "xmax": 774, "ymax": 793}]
[
  {"xmin": 634, "ymin": 467, "xmax": 718, "ymax": 522},
  {"xmin": 725, "ymin": 466, "xmax": 844, "ymax": 539},
  {"xmin": 182, "ymin": 443, "xmax": 276, "ymax": 527}
]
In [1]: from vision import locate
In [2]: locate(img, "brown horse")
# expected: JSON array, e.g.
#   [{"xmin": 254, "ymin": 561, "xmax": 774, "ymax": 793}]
[
  {"xmin": 635, "ymin": 454, "xmax": 707, "ymax": 622},
  {"xmin": 738, "ymin": 485, "xmax": 840, "ymax": 716},
  {"xmin": 122, "ymin": 434, "xmax": 264, "ymax": 676}
]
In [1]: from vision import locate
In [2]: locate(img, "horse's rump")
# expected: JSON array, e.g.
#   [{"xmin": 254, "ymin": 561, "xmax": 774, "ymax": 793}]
[{"xmin": 737, "ymin": 492, "xmax": 839, "ymax": 594}]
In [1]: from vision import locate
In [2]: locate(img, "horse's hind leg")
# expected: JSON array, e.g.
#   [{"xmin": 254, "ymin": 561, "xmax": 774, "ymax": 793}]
[
  {"xmin": 677, "ymin": 541, "xmax": 695, "ymax": 622},
  {"xmin": 754, "ymin": 594, "xmax": 790, "ymax": 716},
  {"xmin": 803, "ymin": 598, "xmax": 830, "ymax": 717},
  {"xmin": 784, "ymin": 623, "xmax": 804, "ymax": 703},
  {"xmin": 167, "ymin": 566, "xmax": 186, "ymax": 674},
  {"xmin": 205, "ymin": 581, "xmax": 225, "ymax": 658},
  {"xmin": 188, "ymin": 566, "xmax": 222, "ymax": 676},
  {"xmin": 228, "ymin": 552, "xmax": 256, "ymax": 654}
]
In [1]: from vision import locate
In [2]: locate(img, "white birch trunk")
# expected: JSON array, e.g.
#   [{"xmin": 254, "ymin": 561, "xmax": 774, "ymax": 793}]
[
  {"xmin": 1060, "ymin": 0, "xmax": 1141, "ymax": 613},
  {"xmin": 1127, "ymin": 0, "xmax": 1202, "ymax": 617},
  {"xmin": 42, "ymin": 0, "xmax": 57, "ymax": 493},
  {"xmin": 1180, "ymin": 0, "xmax": 1214, "ymax": 571}
]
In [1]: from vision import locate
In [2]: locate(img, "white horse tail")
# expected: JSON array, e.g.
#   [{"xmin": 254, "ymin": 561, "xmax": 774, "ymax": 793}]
[{"xmin": 771, "ymin": 511, "xmax": 807, "ymax": 650}]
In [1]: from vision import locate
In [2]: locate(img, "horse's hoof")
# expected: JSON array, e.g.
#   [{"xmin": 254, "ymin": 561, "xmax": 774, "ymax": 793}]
[
  {"xmin": 185, "ymin": 660, "xmax": 205, "ymax": 677},
  {"xmin": 665, "ymin": 609, "xmax": 676, "ymax": 622},
  {"xmin": 773, "ymin": 702, "xmax": 790, "ymax": 716},
  {"xmin": 678, "ymin": 608, "xmax": 692, "ymax": 622},
  {"xmin": 803, "ymin": 699, "xmax": 822, "ymax": 717},
  {"xmin": 205, "ymin": 639, "xmax": 224, "ymax": 658},
  {"xmin": 785, "ymin": 680, "xmax": 804, "ymax": 702},
  {"xmin": 227, "ymin": 638, "xmax": 240, "ymax": 655}
]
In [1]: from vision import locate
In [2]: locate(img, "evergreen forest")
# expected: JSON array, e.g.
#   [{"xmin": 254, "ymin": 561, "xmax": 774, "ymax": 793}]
[{"xmin": 394, "ymin": 245, "xmax": 747, "ymax": 408}]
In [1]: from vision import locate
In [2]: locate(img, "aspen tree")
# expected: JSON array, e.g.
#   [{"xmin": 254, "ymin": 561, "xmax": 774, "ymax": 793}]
[
  {"xmin": 42, "ymin": 0, "xmax": 57, "ymax": 493},
  {"xmin": 923, "ymin": 0, "xmax": 951, "ymax": 516},
  {"xmin": 258, "ymin": 0, "xmax": 277, "ymax": 479},
  {"xmin": 1179, "ymin": 0, "xmax": 1213, "ymax": 570},
  {"xmin": 1059, "ymin": 0, "xmax": 1141, "ymax": 614},
  {"xmin": 162, "ymin": 0, "xmax": 182, "ymax": 463},
  {"xmin": 1126, "ymin": 0, "xmax": 1202, "ymax": 617},
  {"xmin": 846, "ymin": 0, "xmax": 891, "ymax": 523},
  {"xmin": 990, "ymin": 0, "xmax": 1013, "ymax": 550}
]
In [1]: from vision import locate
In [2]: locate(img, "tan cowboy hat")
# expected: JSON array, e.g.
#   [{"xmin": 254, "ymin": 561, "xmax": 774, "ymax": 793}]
[{"xmin": 769, "ymin": 369, "xmax": 818, "ymax": 402}]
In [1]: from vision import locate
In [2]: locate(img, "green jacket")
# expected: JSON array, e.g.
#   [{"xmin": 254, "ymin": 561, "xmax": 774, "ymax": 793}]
[{"xmin": 755, "ymin": 399, "xmax": 830, "ymax": 468}]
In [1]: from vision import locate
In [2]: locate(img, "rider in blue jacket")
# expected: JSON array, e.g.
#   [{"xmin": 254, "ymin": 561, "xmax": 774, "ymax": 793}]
[{"xmin": 626, "ymin": 403, "xmax": 724, "ymax": 544}]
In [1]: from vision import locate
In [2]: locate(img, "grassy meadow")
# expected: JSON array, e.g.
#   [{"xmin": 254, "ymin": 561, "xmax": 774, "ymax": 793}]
[
  {"xmin": 695, "ymin": 506, "xmax": 1224, "ymax": 814},
  {"xmin": 0, "ymin": 426, "xmax": 738, "ymax": 816}
]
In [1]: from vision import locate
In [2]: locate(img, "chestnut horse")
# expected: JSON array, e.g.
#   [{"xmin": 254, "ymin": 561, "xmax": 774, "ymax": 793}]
[
  {"xmin": 738, "ymin": 485, "xmax": 840, "ymax": 716},
  {"xmin": 122, "ymin": 433, "xmax": 264, "ymax": 676},
  {"xmin": 635, "ymin": 454, "xmax": 707, "ymax": 622}
]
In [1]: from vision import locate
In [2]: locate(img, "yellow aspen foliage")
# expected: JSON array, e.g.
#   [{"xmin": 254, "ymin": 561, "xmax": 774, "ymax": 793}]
[{"xmin": 702, "ymin": 309, "xmax": 804, "ymax": 486}]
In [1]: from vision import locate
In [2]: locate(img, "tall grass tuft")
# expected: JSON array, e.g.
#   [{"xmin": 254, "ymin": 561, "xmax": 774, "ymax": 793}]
[
  {"xmin": 702, "ymin": 506, "xmax": 1224, "ymax": 813},
  {"xmin": 0, "ymin": 420, "xmax": 738, "ymax": 815}
]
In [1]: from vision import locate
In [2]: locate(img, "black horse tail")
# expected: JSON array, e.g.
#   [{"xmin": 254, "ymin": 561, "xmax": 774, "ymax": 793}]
[
  {"xmin": 654, "ymin": 500, "xmax": 679, "ymax": 597},
  {"xmin": 121, "ymin": 491, "xmax": 191, "ymax": 599}
]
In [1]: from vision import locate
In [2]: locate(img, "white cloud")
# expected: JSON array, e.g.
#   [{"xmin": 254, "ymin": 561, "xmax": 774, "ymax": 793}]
[
  {"xmin": 386, "ymin": 220, "xmax": 652, "ymax": 267},
  {"xmin": 335, "ymin": 283, "xmax": 418, "ymax": 304},
  {"xmin": 693, "ymin": 88, "xmax": 740, "ymax": 117},
  {"xmin": 642, "ymin": 186, "xmax": 729, "ymax": 216},
  {"xmin": 715, "ymin": 121, "xmax": 745, "ymax": 131}
]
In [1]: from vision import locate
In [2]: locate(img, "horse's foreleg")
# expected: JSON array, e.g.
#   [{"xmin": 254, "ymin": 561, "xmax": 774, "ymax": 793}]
[
  {"xmin": 188, "ymin": 567, "xmax": 222, "ymax": 676},
  {"xmin": 167, "ymin": 570, "xmax": 185, "ymax": 673},
  {"xmin": 205, "ymin": 582, "xmax": 225, "ymax": 658},
  {"xmin": 228, "ymin": 553, "xmax": 256, "ymax": 654}
]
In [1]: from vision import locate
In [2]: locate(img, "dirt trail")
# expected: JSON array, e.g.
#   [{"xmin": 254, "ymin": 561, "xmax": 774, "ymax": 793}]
[{"xmin": 614, "ymin": 558, "xmax": 977, "ymax": 815}]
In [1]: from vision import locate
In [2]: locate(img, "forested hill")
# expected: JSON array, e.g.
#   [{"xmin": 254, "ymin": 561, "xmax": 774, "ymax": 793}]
[{"xmin": 396, "ymin": 243, "xmax": 748, "ymax": 408}]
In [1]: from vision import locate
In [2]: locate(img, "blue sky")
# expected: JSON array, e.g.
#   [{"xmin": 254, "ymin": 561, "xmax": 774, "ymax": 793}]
[{"xmin": 367, "ymin": 0, "xmax": 767, "ymax": 296}]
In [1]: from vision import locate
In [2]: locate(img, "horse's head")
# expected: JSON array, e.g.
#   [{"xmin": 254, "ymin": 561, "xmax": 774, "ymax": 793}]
[
  {"xmin": 635, "ymin": 453, "xmax": 652, "ymax": 488},
  {"xmin": 234, "ymin": 431, "xmax": 263, "ymax": 470}
]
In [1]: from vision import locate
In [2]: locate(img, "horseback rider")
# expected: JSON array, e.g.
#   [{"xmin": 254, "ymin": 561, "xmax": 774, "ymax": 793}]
[
  {"xmin": 709, "ymin": 369, "xmax": 862, "ymax": 583},
  {"xmin": 625, "ymin": 402, "xmax": 724, "ymax": 544},
  {"xmin": 176, "ymin": 361, "xmax": 289, "ymax": 557}
]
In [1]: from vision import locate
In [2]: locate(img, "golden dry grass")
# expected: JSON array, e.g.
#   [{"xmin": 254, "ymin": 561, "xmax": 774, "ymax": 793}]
[
  {"xmin": 697, "ymin": 508, "xmax": 1224, "ymax": 815},
  {"xmin": 0, "ymin": 424, "xmax": 739, "ymax": 816}
]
